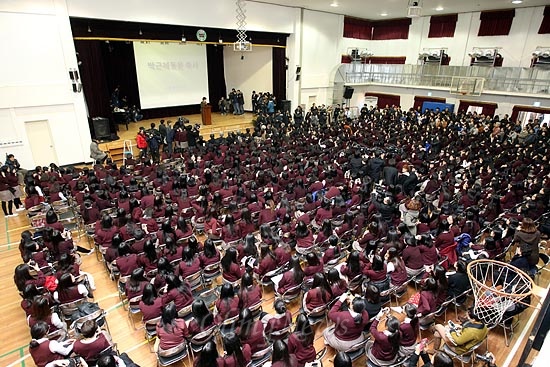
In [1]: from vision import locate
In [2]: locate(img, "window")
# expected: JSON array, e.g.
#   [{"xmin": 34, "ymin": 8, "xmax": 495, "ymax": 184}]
[
  {"xmin": 511, "ymin": 105, "xmax": 550, "ymax": 125},
  {"xmin": 371, "ymin": 19, "xmax": 412, "ymax": 40},
  {"xmin": 539, "ymin": 6, "xmax": 550, "ymax": 34},
  {"xmin": 343, "ymin": 17, "xmax": 373, "ymax": 40},
  {"xmin": 478, "ymin": 9, "xmax": 515, "ymax": 36},
  {"xmin": 428, "ymin": 14, "xmax": 458, "ymax": 38}
]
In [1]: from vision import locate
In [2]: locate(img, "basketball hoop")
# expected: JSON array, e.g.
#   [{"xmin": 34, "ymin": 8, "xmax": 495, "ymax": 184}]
[{"xmin": 467, "ymin": 259, "xmax": 546, "ymax": 326}]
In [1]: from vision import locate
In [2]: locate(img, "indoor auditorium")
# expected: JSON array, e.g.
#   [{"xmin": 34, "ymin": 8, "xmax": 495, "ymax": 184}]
[{"xmin": 1, "ymin": 1, "xmax": 550, "ymax": 367}]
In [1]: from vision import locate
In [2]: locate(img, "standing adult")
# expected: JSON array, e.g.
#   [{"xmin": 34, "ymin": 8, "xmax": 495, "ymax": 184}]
[
  {"xmin": 5, "ymin": 154, "xmax": 27, "ymax": 186},
  {"xmin": 513, "ymin": 218, "xmax": 541, "ymax": 268},
  {"xmin": 237, "ymin": 90, "xmax": 245, "ymax": 115},
  {"xmin": 165, "ymin": 121, "xmax": 175, "ymax": 155},
  {"xmin": 229, "ymin": 88, "xmax": 238, "ymax": 115},
  {"xmin": 158, "ymin": 119, "xmax": 167, "ymax": 153},
  {"xmin": 0, "ymin": 165, "xmax": 17, "ymax": 217},
  {"xmin": 136, "ymin": 127, "xmax": 148, "ymax": 159}
]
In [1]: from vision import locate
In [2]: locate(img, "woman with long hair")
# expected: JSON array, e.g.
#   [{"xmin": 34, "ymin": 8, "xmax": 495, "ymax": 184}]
[
  {"xmin": 152, "ymin": 256, "xmax": 174, "ymax": 291},
  {"xmin": 324, "ymin": 293, "xmax": 370, "ymax": 351},
  {"xmin": 288, "ymin": 313, "xmax": 316, "ymax": 365},
  {"xmin": 221, "ymin": 332, "xmax": 251, "ymax": 367},
  {"xmin": 363, "ymin": 284, "xmax": 382, "ymax": 319},
  {"xmin": 178, "ymin": 246, "xmax": 201, "ymax": 279},
  {"xmin": 214, "ymin": 283, "xmax": 240, "ymax": 324},
  {"xmin": 432, "ymin": 265, "xmax": 450, "ymax": 308},
  {"xmin": 262, "ymin": 299, "xmax": 292, "ymax": 338},
  {"xmin": 238, "ymin": 273, "xmax": 262, "ymax": 309},
  {"xmin": 255, "ymin": 244, "xmax": 277, "ymax": 278},
  {"xmin": 125, "ymin": 267, "xmax": 149, "ymax": 300},
  {"xmin": 199, "ymin": 238, "xmax": 221, "ymax": 267},
  {"xmin": 277, "ymin": 255, "xmax": 304, "ymax": 295},
  {"xmin": 221, "ymin": 247, "xmax": 244, "ymax": 282},
  {"xmin": 54, "ymin": 272, "xmax": 88, "ymax": 304},
  {"xmin": 237, "ymin": 308, "xmax": 268, "ymax": 353},
  {"xmin": 162, "ymin": 273, "xmax": 193, "ymax": 310},
  {"xmin": 367, "ymin": 313, "xmax": 401, "ymax": 365},
  {"xmin": 303, "ymin": 252, "xmax": 324, "ymax": 281},
  {"xmin": 27, "ymin": 295, "xmax": 66, "ymax": 334},
  {"xmin": 222, "ymin": 214, "xmax": 242, "ymax": 243},
  {"xmin": 175, "ymin": 216, "xmax": 193, "ymax": 239},
  {"xmin": 239, "ymin": 208, "xmax": 256, "ymax": 237},
  {"xmin": 303, "ymin": 273, "xmax": 332, "ymax": 312},
  {"xmin": 139, "ymin": 283, "xmax": 163, "ymax": 322},
  {"xmin": 340, "ymin": 251, "xmax": 362, "ymax": 280},
  {"xmin": 155, "ymin": 303, "xmax": 189, "ymax": 355},
  {"xmin": 327, "ymin": 268, "xmax": 348, "ymax": 298},
  {"xmin": 194, "ymin": 340, "xmax": 224, "ymax": 367},
  {"xmin": 386, "ymin": 247, "xmax": 408, "ymax": 287},
  {"xmin": 139, "ymin": 239, "xmax": 159, "ymax": 273},
  {"xmin": 514, "ymin": 217, "xmax": 541, "ymax": 267},
  {"xmin": 398, "ymin": 303, "xmax": 419, "ymax": 357},
  {"xmin": 295, "ymin": 220, "xmax": 314, "ymax": 254},
  {"xmin": 322, "ymin": 235, "xmax": 341, "ymax": 264},
  {"xmin": 161, "ymin": 236, "xmax": 182, "ymax": 263},
  {"xmin": 271, "ymin": 340, "xmax": 299, "ymax": 367},
  {"xmin": 188, "ymin": 299, "xmax": 215, "ymax": 336},
  {"xmin": 29, "ymin": 321, "xmax": 76, "ymax": 367}
]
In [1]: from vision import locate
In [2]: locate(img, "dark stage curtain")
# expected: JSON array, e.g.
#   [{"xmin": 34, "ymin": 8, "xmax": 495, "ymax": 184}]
[
  {"xmin": 511, "ymin": 105, "xmax": 550, "ymax": 122},
  {"xmin": 428, "ymin": 14, "xmax": 458, "ymax": 38},
  {"xmin": 206, "ymin": 44, "xmax": 227, "ymax": 112},
  {"xmin": 343, "ymin": 17, "xmax": 373, "ymax": 40},
  {"xmin": 272, "ymin": 47, "xmax": 287, "ymax": 110},
  {"xmin": 478, "ymin": 9, "xmax": 515, "ymax": 36},
  {"xmin": 371, "ymin": 19, "xmax": 412, "ymax": 40},
  {"xmin": 365, "ymin": 93, "xmax": 401, "ymax": 108},
  {"xmin": 413, "ymin": 96, "xmax": 446, "ymax": 111},
  {"xmin": 74, "ymin": 40, "xmax": 111, "ymax": 120},
  {"xmin": 539, "ymin": 6, "xmax": 550, "ymax": 34},
  {"xmin": 458, "ymin": 100, "xmax": 498, "ymax": 116}
]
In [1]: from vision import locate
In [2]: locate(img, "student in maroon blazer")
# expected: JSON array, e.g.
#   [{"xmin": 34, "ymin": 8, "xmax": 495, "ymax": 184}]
[
  {"xmin": 324, "ymin": 293, "xmax": 370, "ymax": 351},
  {"xmin": 263, "ymin": 300, "xmax": 292, "ymax": 339},
  {"xmin": 295, "ymin": 221, "xmax": 315, "ymax": 254},
  {"xmin": 402, "ymin": 236, "xmax": 424, "ymax": 277},
  {"xmin": 113, "ymin": 242, "xmax": 139, "ymax": 277},
  {"xmin": 367, "ymin": 313, "xmax": 401, "ymax": 365},
  {"xmin": 29, "ymin": 321, "xmax": 75, "ymax": 367},
  {"xmin": 238, "ymin": 273, "xmax": 263, "ymax": 309},
  {"xmin": 177, "ymin": 246, "xmax": 201, "ymax": 279},
  {"xmin": 221, "ymin": 215, "xmax": 242, "ymax": 243},
  {"xmin": 193, "ymin": 340, "xmax": 224, "ymax": 367},
  {"xmin": 125, "ymin": 267, "xmax": 149, "ymax": 300},
  {"xmin": 271, "ymin": 340, "xmax": 300, "ymax": 367},
  {"xmin": 199, "ymin": 238, "xmax": 221, "ymax": 267},
  {"xmin": 215, "ymin": 284, "xmax": 240, "ymax": 324},
  {"xmin": 277, "ymin": 256, "xmax": 304, "ymax": 295},
  {"xmin": 255, "ymin": 244, "xmax": 278, "ymax": 278},
  {"xmin": 416, "ymin": 277, "xmax": 438, "ymax": 325},
  {"xmin": 72, "ymin": 320, "xmax": 112, "ymax": 363},
  {"xmin": 418, "ymin": 234, "xmax": 438, "ymax": 268},
  {"xmin": 303, "ymin": 253, "xmax": 324, "ymax": 282},
  {"xmin": 162, "ymin": 274, "xmax": 193, "ymax": 311},
  {"xmin": 273, "ymin": 242, "xmax": 292, "ymax": 267},
  {"xmin": 314, "ymin": 198, "xmax": 333, "ymax": 226},
  {"xmin": 95, "ymin": 215, "xmax": 119, "ymax": 248},
  {"xmin": 156, "ymin": 303, "xmax": 189, "ymax": 353},
  {"xmin": 340, "ymin": 251, "xmax": 363, "ymax": 281},
  {"xmin": 188, "ymin": 299, "xmax": 215, "ymax": 337},
  {"xmin": 303, "ymin": 273, "xmax": 332, "ymax": 313},
  {"xmin": 362, "ymin": 255, "xmax": 388, "ymax": 282},
  {"xmin": 236, "ymin": 308, "xmax": 268, "ymax": 354},
  {"xmin": 139, "ymin": 284, "xmax": 163, "ymax": 322},
  {"xmin": 288, "ymin": 313, "xmax": 316, "ymax": 366},
  {"xmin": 221, "ymin": 248, "xmax": 245, "ymax": 282},
  {"xmin": 399, "ymin": 304, "xmax": 419, "ymax": 357},
  {"xmin": 327, "ymin": 268, "xmax": 348, "ymax": 298},
  {"xmin": 221, "ymin": 333, "xmax": 252, "ymax": 367}
]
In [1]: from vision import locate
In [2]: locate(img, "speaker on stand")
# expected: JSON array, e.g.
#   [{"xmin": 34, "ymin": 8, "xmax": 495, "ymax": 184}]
[
  {"xmin": 91, "ymin": 117, "xmax": 111, "ymax": 140},
  {"xmin": 343, "ymin": 86, "xmax": 354, "ymax": 108}
]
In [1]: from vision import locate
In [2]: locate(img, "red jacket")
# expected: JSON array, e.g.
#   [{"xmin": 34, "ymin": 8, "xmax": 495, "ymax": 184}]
[{"xmin": 136, "ymin": 133, "xmax": 147, "ymax": 149}]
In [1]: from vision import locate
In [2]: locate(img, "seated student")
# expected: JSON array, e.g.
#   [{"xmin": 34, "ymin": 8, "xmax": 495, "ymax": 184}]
[
  {"xmin": 399, "ymin": 304, "xmax": 419, "ymax": 357},
  {"xmin": 432, "ymin": 308, "xmax": 488, "ymax": 354},
  {"xmin": 236, "ymin": 308, "xmax": 268, "ymax": 354},
  {"xmin": 288, "ymin": 314, "xmax": 316, "ymax": 366},
  {"xmin": 162, "ymin": 236, "xmax": 183, "ymax": 263},
  {"xmin": 28, "ymin": 321, "xmax": 77, "ymax": 367},
  {"xmin": 271, "ymin": 340, "xmax": 299, "ymax": 367},
  {"xmin": 272, "ymin": 241, "xmax": 292, "ymax": 268},
  {"xmin": 125, "ymin": 267, "xmax": 149, "ymax": 300},
  {"xmin": 214, "ymin": 284, "xmax": 240, "ymax": 324},
  {"xmin": 113, "ymin": 242, "xmax": 139, "ymax": 277},
  {"xmin": 415, "ymin": 277, "xmax": 438, "ymax": 326},
  {"xmin": 262, "ymin": 300, "xmax": 292, "ymax": 339},
  {"xmin": 303, "ymin": 273, "xmax": 332, "ymax": 313},
  {"xmin": 303, "ymin": 253, "xmax": 324, "ymax": 282},
  {"xmin": 193, "ymin": 340, "xmax": 224, "ymax": 367},
  {"xmin": 295, "ymin": 220, "xmax": 315, "ymax": 254},
  {"xmin": 139, "ymin": 239, "xmax": 159, "ymax": 273},
  {"xmin": 327, "ymin": 268, "xmax": 348, "ymax": 298},
  {"xmin": 363, "ymin": 284, "xmax": 383, "ymax": 320},
  {"xmin": 322, "ymin": 235, "xmax": 342, "ymax": 264},
  {"xmin": 366, "ymin": 312, "xmax": 401, "ymax": 366},
  {"xmin": 162, "ymin": 274, "xmax": 193, "ymax": 311},
  {"xmin": 188, "ymin": 299, "xmax": 215, "ymax": 337},
  {"xmin": 178, "ymin": 246, "xmax": 201, "ymax": 279},
  {"xmin": 139, "ymin": 284, "xmax": 163, "ymax": 322},
  {"xmin": 155, "ymin": 303, "xmax": 189, "ymax": 355},
  {"xmin": 199, "ymin": 238, "xmax": 221, "ymax": 267},
  {"xmin": 221, "ymin": 214, "xmax": 242, "ymax": 243},
  {"xmin": 27, "ymin": 296, "xmax": 66, "ymax": 335},
  {"xmin": 72, "ymin": 320, "xmax": 113, "ymax": 364},
  {"xmin": 407, "ymin": 343, "xmax": 454, "ymax": 367},
  {"xmin": 221, "ymin": 247, "xmax": 245, "ymax": 283},
  {"xmin": 255, "ymin": 244, "xmax": 278, "ymax": 278},
  {"xmin": 340, "ymin": 251, "xmax": 363, "ymax": 281},
  {"xmin": 362, "ymin": 254, "xmax": 387, "ymax": 282},
  {"xmin": 221, "ymin": 332, "xmax": 252, "ymax": 367},
  {"xmin": 402, "ymin": 235, "xmax": 424, "ymax": 277},
  {"xmin": 324, "ymin": 292, "xmax": 370, "ymax": 352},
  {"xmin": 238, "ymin": 273, "xmax": 263, "ymax": 309},
  {"xmin": 277, "ymin": 255, "xmax": 304, "ymax": 295},
  {"xmin": 54, "ymin": 272, "xmax": 89, "ymax": 304},
  {"xmin": 447, "ymin": 260, "xmax": 471, "ymax": 303}
]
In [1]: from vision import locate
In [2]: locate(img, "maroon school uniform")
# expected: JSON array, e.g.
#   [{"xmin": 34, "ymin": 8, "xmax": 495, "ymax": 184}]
[
  {"xmin": 288, "ymin": 332, "xmax": 316, "ymax": 365},
  {"xmin": 237, "ymin": 320, "xmax": 267, "ymax": 353},
  {"xmin": 328, "ymin": 300, "xmax": 370, "ymax": 341},
  {"xmin": 139, "ymin": 297, "xmax": 163, "ymax": 321},
  {"xmin": 178, "ymin": 258, "xmax": 201, "ymax": 279},
  {"xmin": 369, "ymin": 319, "xmax": 399, "ymax": 362},
  {"xmin": 157, "ymin": 319, "xmax": 189, "ymax": 350},
  {"xmin": 72, "ymin": 333, "xmax": 111, "ymax": 361},
  {"xmin": 215, "ymin": 297, "xmax": 240, "ymax": 324}
]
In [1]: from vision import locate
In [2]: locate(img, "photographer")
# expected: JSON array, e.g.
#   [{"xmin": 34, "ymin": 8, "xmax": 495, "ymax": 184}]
[{"xmin": 432, "ymin": 308, "xmax": 488, "ymax": 354}]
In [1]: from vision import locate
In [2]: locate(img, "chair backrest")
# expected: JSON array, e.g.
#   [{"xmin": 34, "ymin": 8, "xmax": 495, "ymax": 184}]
[
  {"xmin": 307, "ymin": 304, "xmax": 327, "ymax": 317},
  {"xmin": 251, "ymin": 344, "xmax": 272, "ymax": 361},
  {"xmin": 221, "ymin": 314, "xmax": 240, "ymax": 327},
  {"xmin": 178, "ymin": 304, "xmax": 193, "ymax": 318},
  {"xmin": 203, "ymin": 261, "xmax": 221, "ymax": 274},
  {"xmin": 59, "ymin": 297, "xmax": 88, "ymax": 317},
  {"xmin": 185, "ymin": 270, "xmax": 203, "ymax": 289},
  {"xmin": 189, "ymin": 325, "xmax": 218, "ymax": 345},
  {"xmin": 268, "ymin": 325, "xmax": 292, "ymax": 340},
  {"xmin": 144, "ymin": 316, "xmax": 161, "ymax": 334},
  {"xmin": 282, "ymin": 283, "xmax": 302, "ymax": 301},
  {"xmin": 128, "ymin": 295, "xmax": 143, "ymax": 309}
]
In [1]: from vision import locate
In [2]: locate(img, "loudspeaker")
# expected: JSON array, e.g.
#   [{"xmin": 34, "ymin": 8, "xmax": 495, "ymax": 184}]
[
  {"xmin": 282, "ymin": 100, "xmax": 291, "ymax": 114},
  {"xmin": 343, "ymin": 86, "xmax": 354, "ymax": 99},
  {"xmin": 92, "ymin": 117, "xmax": 111, "ymax": 140}
]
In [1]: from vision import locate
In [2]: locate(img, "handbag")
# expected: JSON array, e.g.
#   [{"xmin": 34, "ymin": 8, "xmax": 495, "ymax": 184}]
[{"xmin": 408, "ymin": 292, "xmax": 421, "ymax": 306}]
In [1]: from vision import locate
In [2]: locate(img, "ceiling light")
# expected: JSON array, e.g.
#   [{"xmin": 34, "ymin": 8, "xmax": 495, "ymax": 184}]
[
  {"xmin": 330, "ymin": 2, "xmax": 339, "ymax": 7},
  {"xmin": 380, "ymin": 12, "xmax": 388, "ymax": 16},
  {"xmin": 511, "ymin": 0, "xmax": 523, "ymax": 4},
  {"xmin": 435, "ymin": 6, "xmax": 444, "ymax": 11}
]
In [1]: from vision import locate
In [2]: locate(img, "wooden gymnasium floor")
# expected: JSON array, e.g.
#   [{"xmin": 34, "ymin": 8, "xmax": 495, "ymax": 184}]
[{"xmin": 0, "ymin": 110, "xmax": 549, "ymax": 367}]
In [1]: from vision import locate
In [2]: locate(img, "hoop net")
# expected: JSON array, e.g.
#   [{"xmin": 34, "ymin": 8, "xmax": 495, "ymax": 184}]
[{"xmin": 467, "ymin": 259, "xmax": 534, "ymax": 326}]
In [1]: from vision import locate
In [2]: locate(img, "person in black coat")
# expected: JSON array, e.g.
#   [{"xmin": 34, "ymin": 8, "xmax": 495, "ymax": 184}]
[
  {"xmin": 447, "ymin": 260, "xmax": 471, "ymax": 303},
  {"xmin": 383, "ymin": 158, "xmax": 399, "ymax": 187}
]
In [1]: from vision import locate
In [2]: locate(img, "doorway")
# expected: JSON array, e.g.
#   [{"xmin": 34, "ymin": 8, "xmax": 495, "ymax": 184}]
[{"xmin": 24, "ymin": 120, "xmax": 58, "ymax": 166}]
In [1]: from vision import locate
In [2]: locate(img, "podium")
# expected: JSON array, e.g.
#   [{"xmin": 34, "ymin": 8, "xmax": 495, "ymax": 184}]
[{"xmin": 201, "ymin": 105, "xmax": 212, "ymax": 125}]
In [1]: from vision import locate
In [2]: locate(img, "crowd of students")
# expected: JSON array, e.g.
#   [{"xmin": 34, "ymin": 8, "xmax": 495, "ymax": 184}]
[{"xmin": 13, "ymin": 100, "xmax": 549, "ymax": 367}]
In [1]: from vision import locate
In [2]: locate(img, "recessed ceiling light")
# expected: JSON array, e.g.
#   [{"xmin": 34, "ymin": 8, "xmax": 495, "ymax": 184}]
[
  {"xmin": 435, "ymin": 6, "xmax": 444, "ymax": 11},
  {"xmin": 330, "ymin": 2, "xmax": 339, "ymax": 7},
  {"xmin": 380, "ymin": 12, "xmax": 388, "ymax": 16},
  {"xmin": 511, "ymin": 0, "xmax": 523, "ymax": 4}
]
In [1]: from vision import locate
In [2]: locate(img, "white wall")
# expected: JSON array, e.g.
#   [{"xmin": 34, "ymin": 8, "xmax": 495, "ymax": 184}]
[
  {"xmin": 224, "ymin": 46, "xmax": 273, "ymax": 112},
  {"xmin": 340, "ymin": 6, "xmax": 547, "ymax": 68},
  {"xmin": 300, "ymin": 10, "xmax": 343, "ymax": 109},
  {"xmin": 66, "ymin": 0, "xmax": 296, "ymax": 34},
  {"xmin": 0, "ymin": 0, "xmax": 91, "ymax": 168}
]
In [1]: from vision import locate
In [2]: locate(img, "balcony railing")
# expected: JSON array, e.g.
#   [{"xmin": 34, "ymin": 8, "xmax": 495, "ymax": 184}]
[{"xmin": 341, "ymin": 63, "xmax": 550, "ymax": 95}]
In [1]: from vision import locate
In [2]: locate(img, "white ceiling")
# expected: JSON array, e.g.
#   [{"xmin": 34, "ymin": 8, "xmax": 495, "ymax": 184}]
[{"xmin": 250, "ymin": 0, "xmax": 550, "ymax": 20}]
